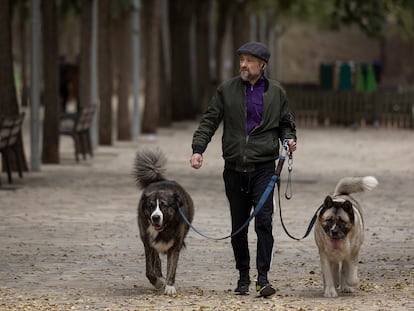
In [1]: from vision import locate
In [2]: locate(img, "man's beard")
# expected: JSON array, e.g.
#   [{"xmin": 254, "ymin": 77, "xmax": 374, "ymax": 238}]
[{"xmin": 240, "ymin": 69, "xmax": 260, "ymax": 82}]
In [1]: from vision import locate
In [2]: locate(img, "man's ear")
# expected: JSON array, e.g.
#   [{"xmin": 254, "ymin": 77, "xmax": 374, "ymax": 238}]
[{"xmin": 262, "ymin": 63, "xmax": 266, "ymax": 70}]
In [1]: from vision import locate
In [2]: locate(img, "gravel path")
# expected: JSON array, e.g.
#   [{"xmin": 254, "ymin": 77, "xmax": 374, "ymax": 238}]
[{"xmin": 1, "ymin": 120, "xmax": 413, "ymax": 310}]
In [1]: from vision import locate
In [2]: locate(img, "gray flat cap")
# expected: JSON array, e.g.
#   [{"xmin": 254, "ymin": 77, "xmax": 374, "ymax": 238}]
[{"xmin": 237, "ymin": 41, "xmax": 270, "ymax": 63}]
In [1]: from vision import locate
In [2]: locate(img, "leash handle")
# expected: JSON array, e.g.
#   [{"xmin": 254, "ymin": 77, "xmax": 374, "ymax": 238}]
[
  {"xmin": 282, "ymin": 139, "xmax": 293, "ymax": 199},
  {"xmin": 285, "ymin": 154, "xmax": 293, "ymax": 200}
]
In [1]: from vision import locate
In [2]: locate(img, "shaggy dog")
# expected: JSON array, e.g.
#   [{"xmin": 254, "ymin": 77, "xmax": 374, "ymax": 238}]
[{"xmin": 134, "ymin": 148, "xmax": 194, "ymax": 295}]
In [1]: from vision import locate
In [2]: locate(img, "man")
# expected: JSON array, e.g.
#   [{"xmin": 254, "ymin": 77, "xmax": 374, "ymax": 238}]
[{"xmin": 190, "ymin": 41, "xmax": 297, "ymax": 297}]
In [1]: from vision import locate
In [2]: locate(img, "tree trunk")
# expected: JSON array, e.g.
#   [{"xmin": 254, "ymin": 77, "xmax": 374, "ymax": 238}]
[
  {"xmin": 169, "ymin": 0, "xmax": 194, "ymax": 121},
  {"xmin": 141, "ymin": 0, "xmax": 161, "ymax": 133},
  {"xmin": 215, "ymin": 0, "xmax": 231, "ymax": 84},
  {"xmin": 113, "ymin": 9, "xmax": 132, "ymax": 140},
  {"xmin": 158, "ymin": 0, "xmax": 171, "ymax": 127},
  {"xmin": 0, "ymin": 0, "xmax": 29, "ymax": 172},
  {"xmin": 195, "ymin": 0, "xmax": 212, "ymax": 114},
  {"xmin": 19, "ymin": 3, "xmax": 29, "ymax": 107},
  {"xmin": 41, "ymin": 0, "xmax": 60, "ymax": 164},
  {"xmin": 79, "ymin": 0, "xmax": 92, "ymax": 109},
  {"xmin": 98, "ymin": 0, "xmax": 113, "ymax": 145}
]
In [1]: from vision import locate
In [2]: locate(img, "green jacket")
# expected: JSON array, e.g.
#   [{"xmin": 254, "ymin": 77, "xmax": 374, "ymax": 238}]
[{"xmin": 192, "ymin": 76, "xmax": 296, "ymax": 169}]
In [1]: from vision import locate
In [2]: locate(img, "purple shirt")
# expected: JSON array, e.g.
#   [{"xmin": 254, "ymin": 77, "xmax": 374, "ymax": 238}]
[{"xmin": 245, "ymin": 76, "xmax": 265, "ymax": 133}]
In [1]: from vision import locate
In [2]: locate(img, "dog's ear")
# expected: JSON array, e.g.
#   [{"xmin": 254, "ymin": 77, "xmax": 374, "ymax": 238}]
[
  {"xmin": 141, "ymin": 193, "xmax": 148, "ymax": 207},
  {"xmin": 324, "ymin": 196, "xmax": 333, "ymax": 207},
  {"xmin": 319, "ymin": 196, "xmax": 333, "ymax": 216},
  {"xmin": 173, "ymin": 193, "xmax": 183, "ymax": 209},
  {"xmin": 342, "ymin": 200, "xmax": 355, "ymax": 224}
]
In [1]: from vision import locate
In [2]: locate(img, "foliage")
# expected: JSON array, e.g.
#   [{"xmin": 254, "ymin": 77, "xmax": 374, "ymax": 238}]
[{"xmin": 331, "ymin": 0, "xmax": 414, "ymax": 38}]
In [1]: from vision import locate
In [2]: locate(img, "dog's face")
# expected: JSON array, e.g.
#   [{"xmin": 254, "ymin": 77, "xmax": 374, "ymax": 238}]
[
  {"xmin": 140, "ymin": 189, "xmax": 182, "ymax": 232},
  {"xmin": 318, "ymin": 196, "xmax": 355, "ymax": 242}
]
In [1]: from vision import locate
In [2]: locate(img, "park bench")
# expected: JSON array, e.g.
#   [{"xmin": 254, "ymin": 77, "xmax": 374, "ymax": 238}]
[
  {"xmin": 59, "ymin": 105, "xmax": 96, "ymax": 162},
  {"xmin": 0, "ymin": 112, "xmax": 25, "ymax": 185}
]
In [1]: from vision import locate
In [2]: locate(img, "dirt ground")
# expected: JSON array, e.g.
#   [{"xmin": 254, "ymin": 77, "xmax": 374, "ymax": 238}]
[{"xmin": 0, "ymin": 118, "xmax": 413, "ymax": 311}]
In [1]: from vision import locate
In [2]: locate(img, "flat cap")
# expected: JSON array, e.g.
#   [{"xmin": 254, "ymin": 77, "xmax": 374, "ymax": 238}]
[{"xmin": 237, "ymin": 41, "xmax": 270, "ymax": 63}]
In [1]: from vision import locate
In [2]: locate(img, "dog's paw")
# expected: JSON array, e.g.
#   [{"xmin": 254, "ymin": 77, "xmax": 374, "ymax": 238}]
[
  {"xmin": 164, "ymin": 285, "xmax": 176, "ymax": 295},
  {"xmin": 341, "ymin": 286, "xmax": 356, "ymax": 294},
  {"xmin": 154, "ymin": 277, "xmax": 166, "ymax": 289},
  {"xmin": 323, "ymin": 287, "xmax": 338, "ymax": 298}
]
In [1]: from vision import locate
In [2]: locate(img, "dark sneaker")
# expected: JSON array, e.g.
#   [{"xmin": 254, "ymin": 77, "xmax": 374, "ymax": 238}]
[
  {"xmin": 256, "ymin": 282, "xmax": 276, "ymax": 297},
  {"xmin": 234, "ymin": 279, "xmax": 250, "ymax": 295}
]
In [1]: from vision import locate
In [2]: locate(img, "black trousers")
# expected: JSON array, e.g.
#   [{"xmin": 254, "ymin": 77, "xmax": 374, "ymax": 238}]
[{"xmin": 223, "ymin": 161, "xmax": 275, "ymax": 283}]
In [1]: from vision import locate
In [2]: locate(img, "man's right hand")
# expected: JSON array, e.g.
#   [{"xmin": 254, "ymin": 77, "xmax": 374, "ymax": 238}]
[{"xmin": 190, "ymin": 153, "xmax": 203, "ymax": 169}]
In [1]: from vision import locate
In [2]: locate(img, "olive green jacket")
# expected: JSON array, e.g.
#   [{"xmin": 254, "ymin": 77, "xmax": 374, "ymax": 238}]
[{"xmin": 192, "ymin": 76, "xmax": 296, "ymax": 167}]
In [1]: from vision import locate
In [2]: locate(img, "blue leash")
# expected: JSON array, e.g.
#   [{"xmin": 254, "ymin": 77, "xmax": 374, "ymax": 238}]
[{"xmin": 178, "ymin": 155, "xmax": 284, "ymax": 241}]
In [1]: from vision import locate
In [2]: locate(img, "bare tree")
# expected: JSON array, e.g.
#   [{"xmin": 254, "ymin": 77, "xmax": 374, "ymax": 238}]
[
  {"xmin": 169, "ymin": 0, "xmax": 194, "ymax": 121},
  {"xmin": 141, "ymin": 0, "xmax": 161, "ymax": 133},
  {"xmin": 194, "ymin": 0, "xmax": 212, "ymax": 114},
  {"xmin": 112, "ymin": 7, "xmax": 132, "ymax": 140},
  {"xmin": 98, "ymin": 0, "xmax": 113, "ymax": 145},
  {"xmin": 41, "ymin": 0, "xmax": 60, "ymax": 164},
  {"xmin": 79, "ymin": 0, "xmax": 92, "ymax": 110}
]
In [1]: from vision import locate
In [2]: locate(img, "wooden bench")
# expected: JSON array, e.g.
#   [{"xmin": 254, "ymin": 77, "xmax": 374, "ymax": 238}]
[
  {"xmin": 59, "ymin": 105, "xmax": 96, "ymax": 162},
  {"xmin": 0, "ymin": 113, "xmax": 25, "ymax": 185}
]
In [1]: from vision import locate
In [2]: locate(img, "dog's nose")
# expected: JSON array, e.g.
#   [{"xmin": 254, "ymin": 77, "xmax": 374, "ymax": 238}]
[{"xmin": 152, "ymin": 215, "xmax": 161, "ymax": 223}]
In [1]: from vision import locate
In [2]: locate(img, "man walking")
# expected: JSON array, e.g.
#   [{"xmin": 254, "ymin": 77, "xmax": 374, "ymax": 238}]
[{"xmin": 190, "ymin": 42, "xmax": 297, "ymax": 297}]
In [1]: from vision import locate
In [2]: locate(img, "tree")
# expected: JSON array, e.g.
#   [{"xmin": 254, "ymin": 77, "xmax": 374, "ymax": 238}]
[
  {"xmin": 41, "ymin": 0, "xmax": 60, "ymax": 164},
  {"xmin": 141, "ymin": 0, "xmax": 162, "ymax": 133},
  {"xmin": 79, "ymin": 0, "xmax": 92, "ymax": 111},
  {"xmin": 194, "ymin": 0, "xmax": 212, "ymax": 114},
  {"xmin": 112, "ymin": 3, "xmax": 132, "ymax": 140},
  {"xmin": 98, "ymin": 0, "xmax": 113, "ymax": 145},
  {"xmin": 169, "ymin": 0, "xmax": 194, "ymax": 121},
  {"xmin": 0, "ymin": 0, "xmax": 29, "ymax": 172},
  {"xmin": 330, "ymin": 0, "xmax": 414, "ymax": 73}
]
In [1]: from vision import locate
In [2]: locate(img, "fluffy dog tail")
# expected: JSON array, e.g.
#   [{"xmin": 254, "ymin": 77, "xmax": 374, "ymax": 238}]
[
  {"xmin": 333, "ymin": 176, "xmax": 378, "ymax": 196},
  {"xmin": 134, "ymin": 148, "xmax": 167, "ymax": 189}
]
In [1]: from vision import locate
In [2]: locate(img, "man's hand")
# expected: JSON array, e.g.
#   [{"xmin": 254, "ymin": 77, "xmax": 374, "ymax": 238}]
[
  {"xmin": 286, "ymin": 139, "xmax": 297, "ymax": 152},
  {"xmin": 190, "ymin": 153, "xmax": 203, "ymax": 169}
]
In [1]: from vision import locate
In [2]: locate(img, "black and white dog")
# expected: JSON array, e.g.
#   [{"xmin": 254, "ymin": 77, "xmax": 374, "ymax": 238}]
[{"xmin": 134, "ymin": 148, "xmax": 194, "ymax": 295}]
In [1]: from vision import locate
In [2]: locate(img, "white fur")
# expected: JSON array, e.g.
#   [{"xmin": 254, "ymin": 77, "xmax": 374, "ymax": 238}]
[
  {"xmin": 151, "ymin": 200, "xmax": 163, "ymax": 225},
  {"xmin": 164, "ymin": 284, "xmax": 176, "ymax": 295},
  {"xmin": 362, "ymin": 176, "xmax": 378, "ymax": 191}
]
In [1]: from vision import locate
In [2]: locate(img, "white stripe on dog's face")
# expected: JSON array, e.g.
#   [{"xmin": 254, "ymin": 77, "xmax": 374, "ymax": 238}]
[{"xmin": 151, "ymin": 199, "xmax": 163, "ymax": 225}]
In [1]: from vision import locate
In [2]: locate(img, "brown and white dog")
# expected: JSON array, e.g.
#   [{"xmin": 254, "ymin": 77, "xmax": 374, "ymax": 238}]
[
  {"xmin": 134, "ymin": 148, "xmax": 194, "ymax": 295},
  {"xmin": 314, "ymin": 176, "xmax": 378, "ymax": 297}
]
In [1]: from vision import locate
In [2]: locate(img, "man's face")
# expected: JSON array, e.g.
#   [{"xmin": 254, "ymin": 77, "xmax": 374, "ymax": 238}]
[{"xmin": 239, "ymin": 53, "xmax": 265, "ymax": 83}]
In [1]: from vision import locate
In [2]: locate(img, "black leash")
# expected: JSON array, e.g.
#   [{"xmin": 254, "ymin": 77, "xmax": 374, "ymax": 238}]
[
  {"xmin": 276, "ymin": 151, "xmax": 321, "ymax": 241},
  {"xmin": 276, "ymin": 182, "xmax": 322, "ymax": 241}
]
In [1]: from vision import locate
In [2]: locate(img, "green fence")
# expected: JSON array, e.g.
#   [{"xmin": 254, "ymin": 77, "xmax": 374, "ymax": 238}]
[{"xmin": 287, "ymin": 89, "xmax": 414, "ymax": 129}]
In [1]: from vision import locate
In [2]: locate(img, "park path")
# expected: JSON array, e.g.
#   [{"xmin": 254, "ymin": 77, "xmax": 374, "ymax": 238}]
[{"xmin": 0, "ymin": 117, "xmax": 413, "ymax": 310}]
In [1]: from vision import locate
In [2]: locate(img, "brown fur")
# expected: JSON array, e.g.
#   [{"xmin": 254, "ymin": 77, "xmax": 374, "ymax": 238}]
[{"xmin": 314, "ymin": 176, "xmax": 378, "ymax": 297}]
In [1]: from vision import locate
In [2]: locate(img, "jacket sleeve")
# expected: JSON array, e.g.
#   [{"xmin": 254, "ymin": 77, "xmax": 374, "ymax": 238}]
[
  {"xmin": 191, "ymin": 88, "xmax": 224, "ymax": 154},
  {"xmin": 279, "ymin": 92, "xmax": 297, "ymax": 142}
]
